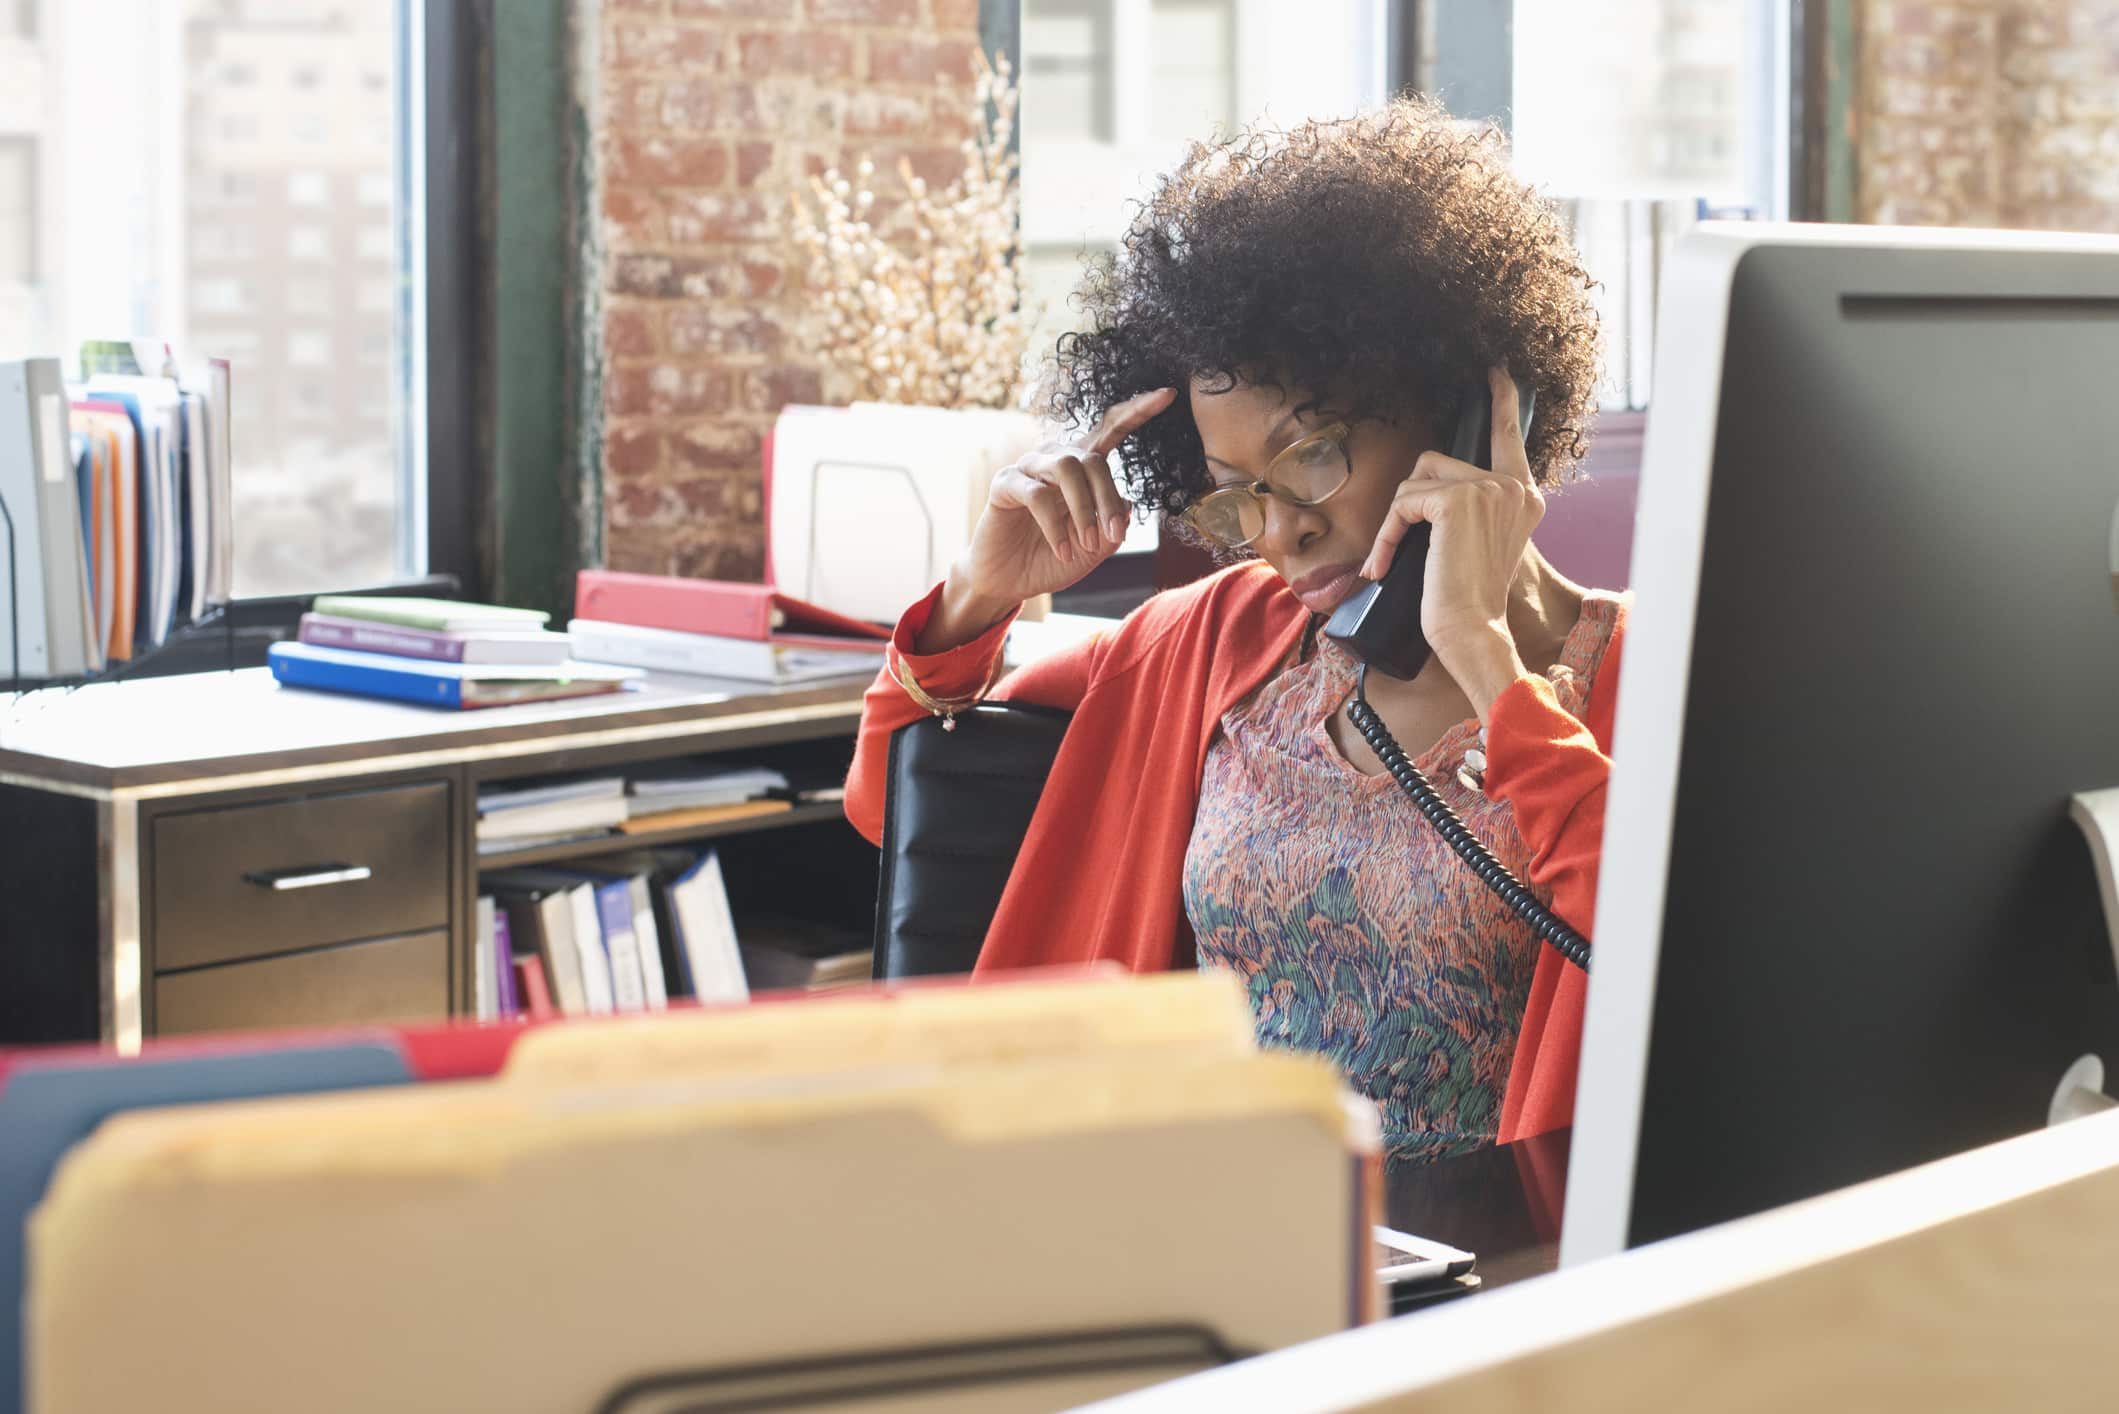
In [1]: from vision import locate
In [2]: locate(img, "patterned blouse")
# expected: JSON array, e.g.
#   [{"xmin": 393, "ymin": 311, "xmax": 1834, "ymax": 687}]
[{"xmin": 1183, "ymin": 593, "xmax": 1623, "ymax": 1165}]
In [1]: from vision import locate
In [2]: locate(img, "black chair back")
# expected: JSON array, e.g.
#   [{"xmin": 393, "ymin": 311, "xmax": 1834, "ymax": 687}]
[{"xmin": 872, "ymin": 702, "xmax": 1072, "ymax": 979}]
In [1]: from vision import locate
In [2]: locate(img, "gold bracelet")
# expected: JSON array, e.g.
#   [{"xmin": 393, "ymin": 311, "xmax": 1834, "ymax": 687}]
[{"xmin": 893, "ymin": 648, "xmax": 1004, "ymax": 731}]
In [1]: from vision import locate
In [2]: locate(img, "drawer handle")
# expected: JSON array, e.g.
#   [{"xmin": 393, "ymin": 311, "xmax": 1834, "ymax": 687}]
[{"xmin": 242, "ymin": 863, "xmax": 374, "ymax": 892}]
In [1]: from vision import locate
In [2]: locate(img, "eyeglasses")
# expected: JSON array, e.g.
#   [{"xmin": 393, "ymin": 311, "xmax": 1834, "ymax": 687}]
[{"xmin": 1179, "ymin": 422, "xmax": 1353, "ymax": 549}]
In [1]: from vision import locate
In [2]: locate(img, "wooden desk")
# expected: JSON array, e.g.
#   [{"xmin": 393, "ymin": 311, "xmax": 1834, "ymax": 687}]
[
  {"xmin": 0, "ymin": 668, "xmax": 878, "ymax": 1050},
  {"xmin": 1385, "ymin": 1130, "xmax": 1568, "ymax": 1296}
]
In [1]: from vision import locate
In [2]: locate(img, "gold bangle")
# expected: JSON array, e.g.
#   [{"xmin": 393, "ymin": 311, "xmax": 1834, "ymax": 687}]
[{"xmin": 893, "ymin": 648, "xmax": 1004, "ymax": 732}]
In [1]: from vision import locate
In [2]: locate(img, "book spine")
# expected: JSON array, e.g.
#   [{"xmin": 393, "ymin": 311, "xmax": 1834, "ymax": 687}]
[
  {"xmin": 299, "ymin": 615, "xmax": 466, "ymax": 662},
  {"xmin": 493, "ymin": 910, "xmax": 519, "ymax": 1016},
  {"xmin": 266, "ymin": 643, "xmax": 463, "ymax": 708},
  {"xmin": 594, "ymin": 881, "xmax": 648, "ymax": 1013},
  {"xmin": 573, "ymin": 570, "xmax": 770, "ymax": 639}
]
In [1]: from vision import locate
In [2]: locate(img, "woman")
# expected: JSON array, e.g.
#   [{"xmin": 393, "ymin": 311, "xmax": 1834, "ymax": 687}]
[{"xmin": 845, "ymin": 97, "xmax": 1619, "ymax": 1162}]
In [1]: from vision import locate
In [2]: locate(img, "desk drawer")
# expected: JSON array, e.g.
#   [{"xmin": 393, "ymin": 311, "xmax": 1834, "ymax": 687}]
[
  {"xmin": 153, "ymin": 781, "xmax": 451, "ymax": 972},
  {"xmin": 154, "ymin": 929, "xmax": 450, "ymax": 1036}
]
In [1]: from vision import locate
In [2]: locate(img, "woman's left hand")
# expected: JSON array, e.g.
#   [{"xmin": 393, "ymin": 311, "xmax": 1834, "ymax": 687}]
[{"xmin": 1359, "ymin": 365, "xmax": 1542, "ymax": 702}]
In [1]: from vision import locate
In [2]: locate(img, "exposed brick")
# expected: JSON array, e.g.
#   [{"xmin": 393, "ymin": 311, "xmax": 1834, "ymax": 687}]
[
  {"xmin": 605, "ymin": 363, "xmax": 735, "ymax": 418},
  {"xmin": 606, "ymin": 132, "xmax": 732, "ymax": 186},
  {"xmin": 607, "ymin": 19, "xmax": 723, "ymax": 72},
  {"xmin": 672, "ymin": 473, "xmax": 760, "ymax": 522},
  {"xmin": 601, "ymin": 187, "xmax": 664, "ymax": 244},
  {"xmin": 739, "ymin": 256, "xmax": 784, "ymax": 296},
  {"xmin": 673, "ymin": 421, "xmax": 766, "ymax": 471},
  {"xmin": 898, "ymin": 143, "xmax": 968, "ymax": 192},
  {"xmin": 667, "ymin": 191, "xmax": 778, "ymax": 243},
  {"xmin": 868, "ymin": 36, "xmax": 981, "ymax": 84},
  {"xmin": 605, "ymin": 0, "xmax": 670, "ymax": 12},
  {"xmin": 673, "ymin": 536, "xmax": 767, "ymax": 584},
  {"xmin": 808, "ymin": 0, "xmax": 918, "ymax": 23},
  {"xmin": 606, "ymin": 468, "xmax": 683, "ymax": 530},
  {"xmin": 661, "ymin": 78, "xmax": 768, "ymax": 131},
  {"xmin": 740, "ymin": 364, "xmax": 825, "ymax": 413},
  {"xmin": 926, "ymin": 89, "xmax": 980, "ymax": 141},
  {"xmin": 735, "ymin": 30, "xmax": 855, "ymax": 78},
  {"xmin": 844, "ymin": 90, "xmax": 934, "ymax": 139},
  {"xmin": 605, "ymin": 426, "xmax": 667, "ymax": 477},
  {"xmin": 735, "ymin": 139, "xmax": 777, "ymax": 186},
  {"xmin": 668, "ymin": 305, "xmax": 787, "ymax": 356},
  {"xmin": 604, "ymin": 305, "xmax": 663, "ymax": 355},
  {"xmin": 601, "ymin": 73, "xmax": 666, "ymax": 128},
  {"xmin": 932, "ymin": 0, "xmax": 980, "ymax": 29},
  {"xmin": 673, "ymin": 0, "xmax": 795, "ymax": 17}
]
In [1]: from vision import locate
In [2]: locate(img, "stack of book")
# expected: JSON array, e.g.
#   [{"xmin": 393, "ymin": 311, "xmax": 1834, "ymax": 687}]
[
  {"xmin": 0, "ymin": 345, "xmax": 234, "ymax": 680},
  {"xmin": 621, "ymin": 762, "xmax": 790, "ymax": 832},
  {"xmin": 268, "ymin": 596, "xmax": 640, "ymax": 709},
  {"xmin": 476, "ymin": 841, "xmax": 867, "ymax": 1019},
  {"xmin": 475, "ymin": 776, "xmax": 630, "ymax": 854},
  {"xmin": 567, "ymin": 569, "xmax": 891, "ymax": 684},
  {"xmin": 483, "ymin": 845, "xmax": 750, "ymax": 1017}
]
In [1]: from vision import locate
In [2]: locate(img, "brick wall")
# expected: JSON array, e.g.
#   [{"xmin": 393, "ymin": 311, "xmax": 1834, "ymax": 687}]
[
  {"xmin": 1856, "ymin": 0, "xmax": 2119, "ymax": 230},
  {"xmin": 590, "ymin": 0, "xmax": 983, "ymax": 582}
]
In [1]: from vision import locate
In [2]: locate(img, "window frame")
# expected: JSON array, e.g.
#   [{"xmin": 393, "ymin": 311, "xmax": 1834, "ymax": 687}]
[{"xmin": 414, "ymin": 0, "xmax": 489, "ymax": 602}]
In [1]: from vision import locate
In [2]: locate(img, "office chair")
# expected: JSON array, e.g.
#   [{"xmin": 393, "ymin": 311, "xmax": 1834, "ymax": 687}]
[{"xmin": 871, "ymin": 703, "xmax": 1071, "ymax": 979}]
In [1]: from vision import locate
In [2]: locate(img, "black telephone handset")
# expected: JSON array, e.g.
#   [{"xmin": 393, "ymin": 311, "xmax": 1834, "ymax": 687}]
[
  {"xmin": 1322, "ymin": 381, "xmax": 1536, "ymax": 679},
  {"xmin": 1316, "ymin": 378, "xmax": 1589, "ymax": 972}
]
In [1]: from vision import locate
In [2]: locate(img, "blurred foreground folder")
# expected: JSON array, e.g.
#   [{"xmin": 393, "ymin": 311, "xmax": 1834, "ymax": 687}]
[
  {"xmin": 503, "ymin": 969, "xmax": 1258, "ymax": 1086},
  {"xmin": 28, "ymin": 978, "xmax": 1378, "ymax": 1414}
]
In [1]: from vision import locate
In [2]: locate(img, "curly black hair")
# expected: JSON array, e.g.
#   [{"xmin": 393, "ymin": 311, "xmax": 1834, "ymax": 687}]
[{"xmin": 1047, "ymin": 95, "xmax": 1602, "ymax": 525}]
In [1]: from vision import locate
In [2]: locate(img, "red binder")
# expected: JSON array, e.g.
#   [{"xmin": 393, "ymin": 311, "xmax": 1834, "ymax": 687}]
[{"xmin": 572, "ymin": 570, "xmax": 891, "ymax": 649}]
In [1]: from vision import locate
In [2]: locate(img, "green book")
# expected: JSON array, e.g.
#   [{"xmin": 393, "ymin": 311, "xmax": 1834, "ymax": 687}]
[{"xmin": 309, "ymin": 595, "xmax": 552, "ymax": 633}]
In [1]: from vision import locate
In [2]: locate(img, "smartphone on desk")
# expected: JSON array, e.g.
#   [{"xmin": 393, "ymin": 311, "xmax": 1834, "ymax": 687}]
[{"xmin": 1323, "ymin": 378, "xmax": 1536, "ymax": 679}]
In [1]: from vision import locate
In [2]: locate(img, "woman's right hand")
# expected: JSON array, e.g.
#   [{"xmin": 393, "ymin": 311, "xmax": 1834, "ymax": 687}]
[{"xmin": 924, "ymin": 388, "xmax": 1177, "ymax": 647}]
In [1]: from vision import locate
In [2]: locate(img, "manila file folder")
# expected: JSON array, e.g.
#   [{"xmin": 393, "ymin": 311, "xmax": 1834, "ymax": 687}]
[{"xmin": 29, "ymin": 981, "xmax": 1377, "ymax": 1413}]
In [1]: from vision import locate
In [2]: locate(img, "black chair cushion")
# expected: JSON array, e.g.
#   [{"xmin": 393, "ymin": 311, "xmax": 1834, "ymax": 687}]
[{"xmin": 872, "ymin": 702, "xmax": 1073, "ymax": 979}]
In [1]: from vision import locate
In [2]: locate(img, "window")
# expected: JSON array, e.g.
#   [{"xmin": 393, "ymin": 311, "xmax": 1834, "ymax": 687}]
[
  {"xmin": 1148, "ymin": 1, "xmax": 1236, "ymax": 143},
  {"xmin": 287, "ymin": 331, "xmax": 330, "ymax": 367},
  {"xmin": 357, "ymin": 275, "xmax": 395, "ymax": 314},
  {"xmin": 1023, "ymin": 1, "xmax": 1113, "ymax": 144},
  {"xmin": 0, "ymin": 139, "xmax": 32, "ymax": 284},
  {"xmin": 288, "ymin": 278, "xmax": 329, "ymax": 316},
  {"xmin": 1514, "ymin": 0, "xmax": 1781, "ymax": 407},
  {"xmin": 192, "ymin": 277, "xmax": 248, "ymax": 315},
  {"xmin": 3, "ymin": 2, "xmax": 429, "ymax": 599},
  {"xmin": 193, "ymin": 224, "xmax": 254, "ymax": 261}
]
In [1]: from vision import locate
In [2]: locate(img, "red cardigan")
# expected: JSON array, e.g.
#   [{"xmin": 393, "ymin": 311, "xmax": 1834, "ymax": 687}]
[{"xmin": 845, "ymin": 562, "xmax": 1623, "ymax": 1143}]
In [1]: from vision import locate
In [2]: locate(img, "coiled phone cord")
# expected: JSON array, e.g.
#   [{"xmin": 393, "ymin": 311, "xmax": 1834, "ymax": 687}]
[{"xmin": 1347, "ymin": 662, "xmax": 1593, "ymax": 972}]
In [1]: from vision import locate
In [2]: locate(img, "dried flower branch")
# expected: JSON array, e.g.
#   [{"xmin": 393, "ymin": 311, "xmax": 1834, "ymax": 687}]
[{"xmin": 791, "ymin": 50, "xmax": 1031, "ymax": 409}]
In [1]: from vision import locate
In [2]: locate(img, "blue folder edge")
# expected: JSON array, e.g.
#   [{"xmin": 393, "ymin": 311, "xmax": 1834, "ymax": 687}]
[{"xmin": 0, "ymin": 1042, "xmax": 413, "ymax": 1414}]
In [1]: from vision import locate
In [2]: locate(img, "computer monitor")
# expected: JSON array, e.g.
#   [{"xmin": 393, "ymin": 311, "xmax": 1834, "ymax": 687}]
[{"xmin": 1563, "ymin": 222, "xmax": 2119, "ymax": 1264}]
